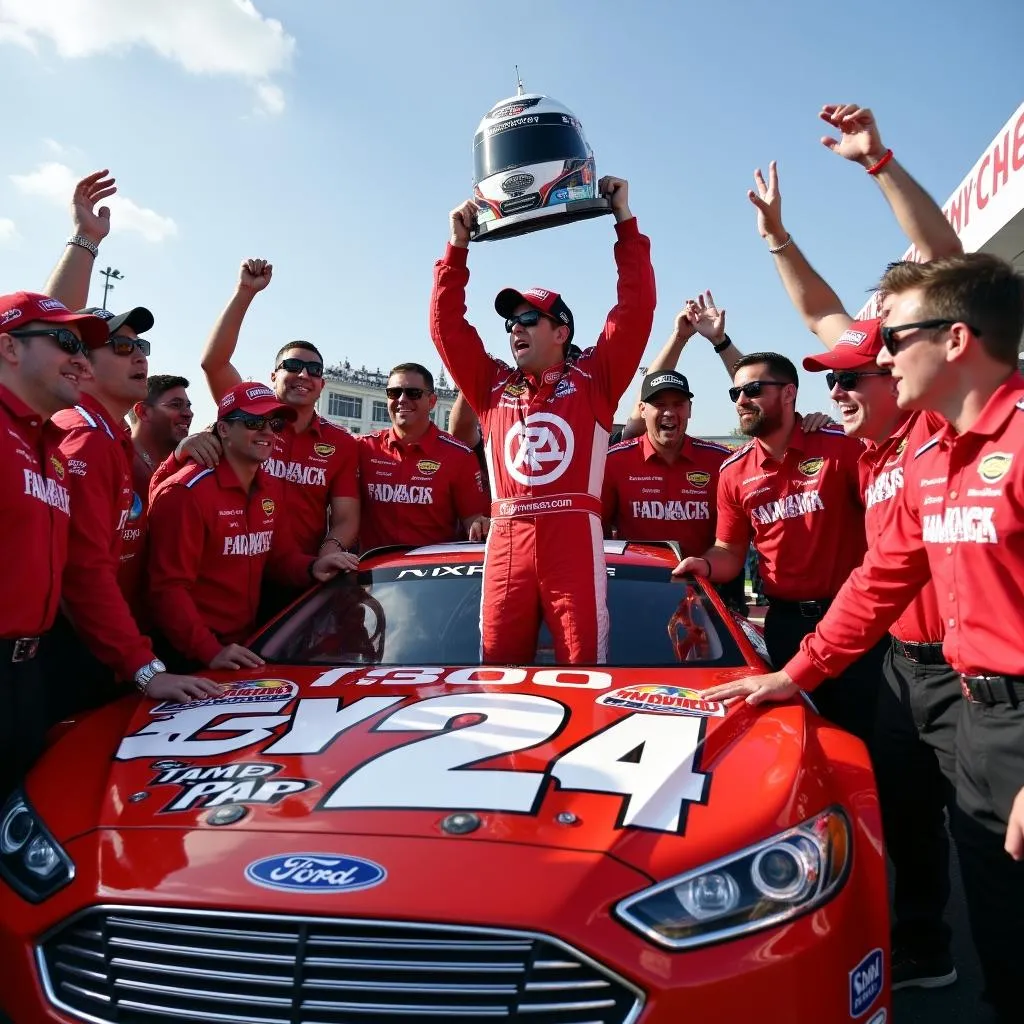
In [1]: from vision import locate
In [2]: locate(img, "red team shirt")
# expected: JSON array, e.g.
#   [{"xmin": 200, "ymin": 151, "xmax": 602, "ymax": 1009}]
[
  {"xmin": 0, "ymin": 386, "xmax": 71, "ymax": 638},
  {"xmin": 788, "ymin": 374, "xmax": 1024, "ymax": 685},
  {"xmin": 53, "ymin": 394, "xmax": 154, "ymax": 679},
  {"xmin": 357, "ymin": 423, "xmax": 487, "ymax": 551},
  {"xmin": 716, "ymin": 424, "xmax": 867, "ymax": 601},
  {"xmin": 602, "ymin": 433, "xmax": 731, "ymax": 551},
  {"xmin": 148, "ymin": 460, "xmax": 313, "ymax": 666}
]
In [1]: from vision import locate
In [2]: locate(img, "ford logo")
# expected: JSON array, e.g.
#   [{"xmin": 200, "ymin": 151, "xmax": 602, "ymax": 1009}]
[
  {"xmin": 501, "ymin": 173, "xmax": 535, "ymax": 194},
  {"xmin": 244, "ymin": 853, "xmax": 387, "ymax": 893}
]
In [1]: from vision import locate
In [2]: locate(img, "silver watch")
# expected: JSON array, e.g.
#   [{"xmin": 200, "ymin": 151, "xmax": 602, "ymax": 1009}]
[{"xmin": 134, "ymin": 658, "xmax": 167, "ymax": 694}]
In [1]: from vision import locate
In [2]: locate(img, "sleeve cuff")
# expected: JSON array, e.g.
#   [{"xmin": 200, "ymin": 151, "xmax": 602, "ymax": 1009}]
[
  {"xmin": 784, "ymin": 650, "xmax": 828, "ymax": 691},
  {"xmin": 442, "ymin": 243, "xmax": 469, "ymax": 268},
  {"xmin": 195, "ymin": 634, "xmax": 223, "ymax": 667},
  {"xmin": 614, "ymin": 217, "xmax": 639, "ymax": 240}
]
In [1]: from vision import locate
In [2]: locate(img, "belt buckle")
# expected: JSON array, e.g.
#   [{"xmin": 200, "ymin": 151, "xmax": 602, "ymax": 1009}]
[
  {"xmin": 962, "ymin": 675, "xmax": 995, "ymax": 704},
  {"xmin": 798, "ymin": 601, "xmax": 822, "ymax": 618},
  {"xmin": 11, "ymin": 637, "xmax": 39, "ymax": 663}
]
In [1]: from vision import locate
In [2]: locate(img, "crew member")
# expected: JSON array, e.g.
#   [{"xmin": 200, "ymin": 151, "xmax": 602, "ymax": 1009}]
[
  {"xmin": 148, "ymin": 383, "xmax": 356, "ymax": 671},
  {"xmin": 0, "ymin": 293, "xmax": 104, "ymax": 795},
  {"xmin": 130, "ymin": 374, "xmax": 193, "ymax": 495},
  {"xmin": 430, "ymin": 177, "xmax": 656, "ymax": 664},
  {"xmin": 357, "ymin": 363, "xmax": 488, "ymax": 551}
]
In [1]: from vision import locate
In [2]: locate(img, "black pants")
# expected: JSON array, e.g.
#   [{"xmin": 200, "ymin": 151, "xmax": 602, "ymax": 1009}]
[
  {"xmin": 874, "ymin": 648, "xmax": 961, "ymax": 957},
  {"xmin": 952, "ymin": 698, "xmax": 1024, "ymax": 1022},
  {"xmin": 39, "ymin": 614, "xmax": 120, "ymax": 726},
  {"xmin": 0, "ymin": 647, "xmax": 46, "ymax": 802},
  {"xmin": 764, "ymin": 601, "xmax": 886, "ymax": 744}
]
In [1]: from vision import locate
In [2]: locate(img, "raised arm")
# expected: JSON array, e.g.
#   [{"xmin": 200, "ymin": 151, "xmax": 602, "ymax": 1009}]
[
  {"xmin": 43, "ymin": 170, "xmax": 116, "ymax": 309},
  {"xmin": 200, "ymin": 259, "xmax": 272, "ymax": 402}
]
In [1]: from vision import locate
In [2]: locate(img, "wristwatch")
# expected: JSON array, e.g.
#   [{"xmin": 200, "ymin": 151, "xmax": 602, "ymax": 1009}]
[{"xmin": 134, "ymin": 658, "xmax": 167, "ymax": 695}]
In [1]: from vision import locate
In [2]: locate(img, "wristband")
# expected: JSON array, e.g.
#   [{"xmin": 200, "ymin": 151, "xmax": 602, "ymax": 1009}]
[
  {"xmin": 866, "ymin": 149, "xmax": 894, "ymax": 176},
  {"xmin": 767, "ymin": 234, "xmax": 794, "ymax": 255},
  {"xmin": 67, "ymin": 235, "xmax": 99, "ymax": 257},
  {"xmin": 713, "ymin": 334, "xmax": 732, "ymax": 354},
  {"xmin": 319, "ymin": 537, "xmax": 346, "ymax": 553}
]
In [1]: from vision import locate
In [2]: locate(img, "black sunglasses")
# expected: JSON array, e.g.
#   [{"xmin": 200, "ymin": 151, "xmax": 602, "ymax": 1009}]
[
  {"xmin": 825, "ymin": 370, "xmax": 891, "ymax": 391},
  {"xmin": 385, "ymin": 386, "xmax": 428, "ymax": 400},
  {"xmin": 276, "ymin": 357, "xmax": 324, "ymax": 378},
  {"xmin": 880, "ymin": 318, "xmax": 981, "ymax": 355},
  {"xmin": 504, "ymin": 309, "xmax": 556, "ymax": 332},
  {"xmin": 8, "ymin": 327, "xmax": 89, "ymax": 356},
  {"xmin": 728, "ymin": 380, "xmax": 788, "ymax": 403},
  {"xmin": 107, "ymin": 334, "xmax": 151, "ymax": 357},
  {"xmin": 224, "ymin": 411, "xmax": 287, "ymax": 433}
]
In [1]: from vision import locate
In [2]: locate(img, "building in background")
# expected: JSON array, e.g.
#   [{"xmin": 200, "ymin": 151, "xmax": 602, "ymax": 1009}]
[{"xmin": 318, "ymin": 361, "xmax": 459, "ymax": 435}]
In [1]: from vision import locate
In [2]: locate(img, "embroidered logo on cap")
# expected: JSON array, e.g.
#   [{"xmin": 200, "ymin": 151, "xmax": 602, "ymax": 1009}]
[
  {"xmin": 246, "ymin": 386, "xmax": 274, "ymax": 401},
  {"xmin": 836, "ymin": 329, "xmax": 868, "ymax": 346},
  {"xmin": 0, "ymin": 308, "xmax": 22, "ymax": 326}
]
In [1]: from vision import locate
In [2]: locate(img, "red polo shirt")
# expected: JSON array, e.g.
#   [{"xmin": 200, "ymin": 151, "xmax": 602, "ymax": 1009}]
[
  {"xmin": 0, "ymin": 386, "xmax": 71, "ymax": 638},
  {"xmin": 53, "ymin": 394, "xmax": 153, "ymax": 680},
  {"xmin": 788, "ymin": 374, "xmax": 1024, "ymax": 686},
  {"xmin": 148, "ymin": 460, "xmax": 313, "ymax": 666},
  {"xmin": 716, "ymin": 423, "xmax": 866, "ymax": 601},
  {"xmin": 357, "ymin": 423, "xmax": 487, "ymax": 551},
  {"xmin": 262, "ymin": 415, "xmax": 359, "ymax": 555},
  {"xmin": 602, "ymin": 433, "xmax": 732, "ymax": 552}
]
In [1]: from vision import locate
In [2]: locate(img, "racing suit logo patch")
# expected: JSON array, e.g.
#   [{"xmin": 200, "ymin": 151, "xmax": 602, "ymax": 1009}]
[{"xmin": 504, "ymin": 412, "xmax": 575, "ymax": 486}]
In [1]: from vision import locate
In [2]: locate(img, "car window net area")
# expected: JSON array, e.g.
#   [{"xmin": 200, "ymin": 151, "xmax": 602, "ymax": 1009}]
[
  {"xmin": 255, "ymin": 565, "xmax": 747, "ymax": 668},
  {"xmin": 474, "ymin": 120, "xmax": 590, "ymax": 182}
]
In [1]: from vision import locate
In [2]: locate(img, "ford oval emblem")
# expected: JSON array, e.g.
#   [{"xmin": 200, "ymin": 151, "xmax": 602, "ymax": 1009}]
[
  {"xmin": 244, "ymin": 853, "xmax": 386, "ymax": 893},
  {"xmin": 501, "ymin": 172, "xmax": 535, "ymax": 194}
]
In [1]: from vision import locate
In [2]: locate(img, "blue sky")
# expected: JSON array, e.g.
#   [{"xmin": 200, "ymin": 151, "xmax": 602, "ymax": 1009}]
[{"xmin": 0, "ymin": 0, "xmax": 1021, "ymax": 435}]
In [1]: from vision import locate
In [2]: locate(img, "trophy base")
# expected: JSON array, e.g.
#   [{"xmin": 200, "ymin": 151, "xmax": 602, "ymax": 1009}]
[{"xmin": 471, "ymin": 198, "xmax": 613, "ymax": 242}]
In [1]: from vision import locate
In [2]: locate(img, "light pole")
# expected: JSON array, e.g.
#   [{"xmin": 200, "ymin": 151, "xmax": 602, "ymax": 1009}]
[{"xmin": 98, "ymin": 266, "xmax": 123, "ymax": 309}]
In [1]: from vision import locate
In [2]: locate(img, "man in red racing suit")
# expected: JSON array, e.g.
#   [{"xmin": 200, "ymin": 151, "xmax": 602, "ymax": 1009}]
[{"xmin": 430, "ymin": 178, "xmax": 656, "ymax": 664}]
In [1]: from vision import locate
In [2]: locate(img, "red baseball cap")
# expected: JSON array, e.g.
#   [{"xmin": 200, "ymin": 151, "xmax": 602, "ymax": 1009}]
[
  {"xmin": 0, "ymin": 291, "xmax": 109, "ymax": 349},
  {"xmin": 802, "ymin": 319, "xmax": 884, "ymax": 372},
  {"xmin": 217, "ymin": 382, "xmax": 297, "ymax": 421},
  {"xmin": 495, "ymin": 286, "xmax": 575, "ymax": 344}
]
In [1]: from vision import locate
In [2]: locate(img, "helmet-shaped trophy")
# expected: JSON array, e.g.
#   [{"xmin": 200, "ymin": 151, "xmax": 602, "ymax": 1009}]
[{"xmin": 471, "ymin": 76, "xmax": 612, "ymax": 241}]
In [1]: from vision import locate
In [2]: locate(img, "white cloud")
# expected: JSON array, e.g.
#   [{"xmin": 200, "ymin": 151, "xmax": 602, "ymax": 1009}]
[
  {"xmin": 0, "ymin": 0, "xmax": 294, "ymax": 113},
  {"xmin": 10, "ymin": 162, "xmax": 178, "ymax": 243},
  {"xmin": 42, "ymin": 138, "xmax": 65, "ymax": 155},
  {"xmin": 0, "ymin": 218, "xmax": 19, "ymax": 245}
]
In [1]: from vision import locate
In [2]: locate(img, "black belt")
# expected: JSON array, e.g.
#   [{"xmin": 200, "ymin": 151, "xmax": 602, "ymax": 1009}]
[
  {"xmin": 0, "ymin": 637, "xmax": 41, "ymax": 663},
  {"xmin": 890, "ymin": 638, "xmax": 947, "ymax": 666},
  {"xmin": 960, "ymin": 675, "xmax": 1024, "ymax": 707},
  {"xmin": 767, "ymin": 597, "xmax": 833, "ymax": 619}
]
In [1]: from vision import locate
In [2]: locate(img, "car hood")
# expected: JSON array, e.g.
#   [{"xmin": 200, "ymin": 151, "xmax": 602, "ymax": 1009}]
[{"xmin": 29, "ymin": 665, "xmax": 842, "ymax": 879}]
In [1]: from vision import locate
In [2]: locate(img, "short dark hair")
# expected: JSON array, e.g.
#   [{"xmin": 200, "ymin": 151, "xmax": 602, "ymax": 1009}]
[
  {"xmin": 878, "ymin": 254, "xmax": 1024, "ymax": 369},
  {"xmin": 145, "ymin": 374, "xmax": 190, "ymax": 404},
  {"xmin": 389, "ymin": 362, "xmax": 434, "ymax": 391},
  {"xmin": 731, "ymin": 351, "xmax": 799, "ymax": 387},
  {"xmin": 275, "ymin": 340, "xmax": 324, "ymax": 364}
]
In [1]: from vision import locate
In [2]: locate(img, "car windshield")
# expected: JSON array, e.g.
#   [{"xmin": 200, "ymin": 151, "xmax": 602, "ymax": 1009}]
[
  {"xmin": 474, "ymin": 116, "xmax": 590, "ymax": 182},
  {"xmin": 254, "ymin": 563, "xmax": 747, "ymax": 668}
]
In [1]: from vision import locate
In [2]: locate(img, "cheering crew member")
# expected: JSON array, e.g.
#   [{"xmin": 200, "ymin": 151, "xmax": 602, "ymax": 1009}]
[
  {"xmin": 198, "ymin": 259, "xmax": 359, "ymax": 605},
  {"xmin": 0, "ymin": 294, "xmax": 104, "ymax": 795},
  {"xmin": 674, "ymin": 352, "xmax": 882, "ymax": 741},
  {"xmin": 703, "ymin": 256, "xmax": 1024, "ymax": 1023},
  {"xmin": 148, "ymin": 383, "xmax": 356, "ymax": 671},
  {"xmin": 431, "ymin": 177, "xmax": 656, "ymax": 664},
  {"xmin": 358, "ymin": 363, "xmax": 488, "ymax": 551},
  {"xmin": 130, "ymin": 375, "xmax": 193, "ymax": 495}
]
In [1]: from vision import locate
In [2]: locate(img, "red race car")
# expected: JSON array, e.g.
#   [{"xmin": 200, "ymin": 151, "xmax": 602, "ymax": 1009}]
[{"xmin": 0, "ymin": 541, "xmax": 890, "ymax": 1024}]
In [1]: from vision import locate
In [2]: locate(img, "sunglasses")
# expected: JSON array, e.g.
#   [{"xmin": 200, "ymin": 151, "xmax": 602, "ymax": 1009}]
[
  {"xmin": 276, "ymin": 357, "xmax": 324, "ymax": 378},
  {"xmin": 8, "ymin": 327, "xmax": 89, "ymax": 356},
  {"xmin": 224, "ymin": 411, "xmax": 287, "ymax": 433},
  {"xmin": 385, "ymin": 386, "xmax": 428, "ymax": 400},
  {"xmin": 154, "ymin": 398, "xmax": 192, "ymax": 413},
  {"xmin": 880, "ymin": 318, "xmax": 981, "ymax": 355},
  {"xmin": 825, "ymin": 370, "xmax": 891, "ymax": 391},
  {"xmin": 107, "ymin": 334, "xmax": 151, "ymax": 357},
  {"xmin": 728, "ymin": 380, "xmax": 788, "ymax": 403},
  {"xmin": 504, "ymin": 309, "xmax": 556, "ymax": 332}
]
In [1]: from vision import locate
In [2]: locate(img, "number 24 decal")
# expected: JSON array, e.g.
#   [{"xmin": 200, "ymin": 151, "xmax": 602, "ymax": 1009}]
[{"xmin": 318, "ymin": 692, "xmax": 710, "ymax": 834}]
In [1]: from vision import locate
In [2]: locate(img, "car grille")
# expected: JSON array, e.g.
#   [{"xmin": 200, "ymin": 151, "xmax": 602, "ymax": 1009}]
[{"xmin": 39, "ymin": 907, "xmax": 643, "ymax": 1023}]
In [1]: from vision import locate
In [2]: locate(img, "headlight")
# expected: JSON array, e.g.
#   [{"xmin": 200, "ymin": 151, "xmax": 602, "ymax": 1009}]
[
  {"xmin": 0, "ymin": 791, "xmax": 74, "ymax": 902},
  {"xmin": 616, "ymin": 806, "xmax": 850, "ymax": 950}
]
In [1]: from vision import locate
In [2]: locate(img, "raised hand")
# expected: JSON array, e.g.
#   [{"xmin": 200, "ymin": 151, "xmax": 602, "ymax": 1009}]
[
  {"xmin": 819, "ymin": 104, "xmax": 887, "ymax": 168},
  {"xmin": 672, "ymin": 299, "xmax": 699, "ymax": 342},
  {"xmin": 598, "ymin": 176, "xmax": 632, "ymax": 222},
  {"xmin": 174, "ymin": 432, "xmax": 222, "ymax": 469},
  {"xmin": 239, "ymin": 258, "xmax": 273, "ymax": 294},
  {"xmin": 72, "ymin": 170, "xmax": 117, "ymax": 244},
  {"xmin": 747, "ymin": 161, "xmax": 786, "ymax": 245},
  {"xmin": 689, "ymin": 290, "xmax": 726, "ymax": 344},
  {"xmin": 449, "ymin": 200, "xmax": 478, "ymax": 247}
]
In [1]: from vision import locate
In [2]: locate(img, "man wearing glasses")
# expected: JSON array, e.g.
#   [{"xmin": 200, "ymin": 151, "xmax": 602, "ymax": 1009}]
[
  {"xmin": 431, "ymin": 177, "xmax": 656, "ymax": 665},
  {"xmin": 130, "ymin": 374, "xmax": 194, "ymax": 493},
  {"xmin": 0, "ymin": 293, "xmax": 106, "ymax": 796},
  {"xmin": 675, "ymin": 351, "xmax": 882, "ymax": 743},
  {"xmin": 357, "ymin": 363, "xmax": 488, "ymax": 551},
  {"xmin": 148, "ymin": 383, "xmax": 354, "ymax": 672}
]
